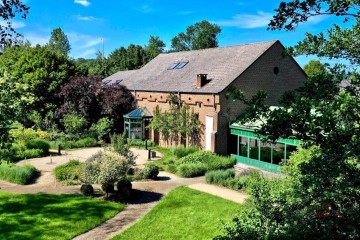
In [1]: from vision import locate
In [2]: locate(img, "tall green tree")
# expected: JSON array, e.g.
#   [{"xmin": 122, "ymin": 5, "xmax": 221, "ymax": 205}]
[
  {"xmin": 126, "ymin": 44, "xmax": 146, "ymax": 70},
  {"xmin": 107, "ymin": 46, "xmax": 127, "ymax": 74},
  {"xmin": 0, "ymin": 44, "xmax": 75, "ymax": 124},
  {"xmin": 145, "ymin": 35, "xmax": 165, "ymax": 62},
  {"xmin": 48, "ymin": 27, "xmax": 71, "ymax": 56},
  {"xmin": 0, "ymin": 0, "xmax": 29, "ymax": 49},
  {"xmin": 217, "ymin": 1, "xmax": 360, "ymax": 239},
  {"xmin": 171, "ymin": 20, "xmax": 221, "ymax": 51}
]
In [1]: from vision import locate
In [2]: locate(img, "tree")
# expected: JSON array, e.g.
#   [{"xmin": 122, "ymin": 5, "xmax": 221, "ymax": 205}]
[
  {"xmin": 303, "ymin": 60, "xmax": 328, "ymax": 77},
  {"xmin": 0, "ymin": 0, "xmax": 29, "ymax": 50},
  {"xmin": 58, "ymin": 76, "xmax": 102, "ymax": 126},
  {"xmin": 0, "ymin": 44, "xmax": 75, "ymax": 124},
  {"xmin": 217, "ymin": 1, "xmax": 360, "ymax": 238},
  {"xmin": 268, "ymin": 0, "xmax": 360, "ymax": 65},
  {"xmin": 0, "ymin": 72, "xmax": 33, "ymax": 151},
  {"xmin": 58, "ymin": 76, "xmax": 135, "ymax": 133},
  {"xmin": 107, "ymin": 46, "xmax": 127, "ymax": 75},
  {"xmin": 145, "ymin": 35, "xmax": 165, "ymax": 62},
  {"xmin": 171, "ymin": 20, "xmax": 221, "ymax": 51},
  {"xmin": 101, "ymin": 84, "xmax": 136, "ymax": 133},
  {"xmin": 48, "ymin": 27, "xmax": 71, "ymax": 56},
  {"xmin": 149, "ymin": 101, "xmax": 203, "ymax": 147},
  {"xmin": 126, "ymin": 44, "xmax": 146, "ymax": 70},
  {"xmin": 88, "ymin": 51, "xmax": 109, "ymax": 78}
]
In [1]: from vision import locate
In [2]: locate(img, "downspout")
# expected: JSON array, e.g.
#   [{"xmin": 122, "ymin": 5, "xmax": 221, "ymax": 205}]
[{"xmin": 213, "ymin": 93, "xmax": 216, "ymax": 110}]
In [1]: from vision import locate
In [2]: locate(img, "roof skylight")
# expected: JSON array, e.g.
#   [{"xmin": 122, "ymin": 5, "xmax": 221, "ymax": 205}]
[
  {"xmin": 175, "ymin": 61, "xmax": 188, "ymax": 69},
  {"xmin": 168, "ymin": 63, "xmax": 179, "ymax": 70},
  {"xmin": 168, "ymin": 61, "xmax": 189, "ymax": 70}
]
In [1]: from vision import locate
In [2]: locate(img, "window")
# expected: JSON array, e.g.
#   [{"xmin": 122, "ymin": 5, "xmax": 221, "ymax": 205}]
[
  {"xmin": 103, "ymin": 79, "xmax": 111, "ymax": 85},
  {"xmin": 175, "ymin": 61, "xmax": 188, "ymax": 69},
  {"xmin": 168, "ymin": 63, "xmax": 179, "ymax": 70},
  {"xmin": 168, "ymin": 61, "xmax": 189, "ymax": 70},
  {"xmin": 114, "ymin": 80, "xmax": 122, "ymax": 85}
]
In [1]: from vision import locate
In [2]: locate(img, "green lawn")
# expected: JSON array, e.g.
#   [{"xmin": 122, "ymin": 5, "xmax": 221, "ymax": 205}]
[
  {"xmin": 113, "ymin": 186, "xmax": 243, "ymax": 240},
  {"xmin": 0, "ymin": 192, "xmax": 125, "ymax": 240}
]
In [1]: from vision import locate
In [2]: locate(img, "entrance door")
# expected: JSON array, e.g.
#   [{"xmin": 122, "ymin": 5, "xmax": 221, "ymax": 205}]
[{"xmin": 205, "ymin": 116, "xmax": 214, "ymax": 151}]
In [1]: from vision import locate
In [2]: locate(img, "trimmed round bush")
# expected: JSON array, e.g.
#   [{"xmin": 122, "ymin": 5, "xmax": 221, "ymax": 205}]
[
  {"xmin": 143, "ymin": 164, "xmax": 159, "ymax": 180},
  {"xmin": 101, "ymin": 182, "xmax": 115, "ymax": 194},
  {"xmin": 117, "ymin": 178, "xmax": 132, "ymax": 191},
  {"xmin": 80, "ymin": 183, "xmax": 94, "ymax": 196},
  {"xmin": 25, "ymin": 139, "xmax": 50, "ymax": 156}
]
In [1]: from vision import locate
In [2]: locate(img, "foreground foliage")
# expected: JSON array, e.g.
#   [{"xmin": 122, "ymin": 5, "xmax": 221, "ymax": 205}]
[
  {"xmin": 113, "ymin": 187, "xmax": 242, "ymax": 240},
  {"xmin": 0, "ymin": 192, "xmax": 124, "ymax": 240},
  {"xmin": 0, "ymin": 161, "xmax": 39, "ymax": 185}
]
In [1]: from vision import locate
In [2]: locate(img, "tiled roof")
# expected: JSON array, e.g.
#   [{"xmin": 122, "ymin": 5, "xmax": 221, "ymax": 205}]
[{"xmin": 104, "ymin": 40, "xmax": 278, "ymax": 93}]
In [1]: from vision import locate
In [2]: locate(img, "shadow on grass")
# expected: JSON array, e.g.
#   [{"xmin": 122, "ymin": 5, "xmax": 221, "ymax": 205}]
[
  {"xmin": 130, "ymin": 189, "xmax": 163, "ymax": 204},
  {"xmin": 0, "ymin": 192, "xmax": 124, "ymax": 240}
]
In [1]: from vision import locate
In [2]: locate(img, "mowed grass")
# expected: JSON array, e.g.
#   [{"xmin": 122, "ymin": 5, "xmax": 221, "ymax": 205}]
[
  {"xmin": 0, "ymin": 192, "xmax": 125, "ymax": 240},
  {"xmin": 113, "ymin": 186, "xmax": 243, "ymax": 240}
]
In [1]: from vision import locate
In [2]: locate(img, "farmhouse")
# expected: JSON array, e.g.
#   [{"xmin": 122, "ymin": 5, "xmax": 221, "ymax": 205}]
[{"xmin": 103, "ymin": 40, "xmax": 307, "ymax": 158}]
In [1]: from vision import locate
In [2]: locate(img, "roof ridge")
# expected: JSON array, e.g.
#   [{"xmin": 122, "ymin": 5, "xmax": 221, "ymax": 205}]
[{"xmin": 158, "ymin": 40, "xmax": 278, "ymax": 56}]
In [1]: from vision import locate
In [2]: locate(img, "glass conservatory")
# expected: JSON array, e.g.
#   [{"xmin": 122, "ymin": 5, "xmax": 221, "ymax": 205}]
[{"xmin": 123, "ymin": 107, "xmax": 152, "ymax": 141}]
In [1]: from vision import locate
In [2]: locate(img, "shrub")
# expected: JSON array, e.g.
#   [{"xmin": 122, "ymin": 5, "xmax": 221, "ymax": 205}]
[
  {"xmin": 176, "ymin": 151, "xmax": 214, "ymax": 165},
  {"xmin": 165, "ymin": 164, "xmax": 177, "ymax": 174},
  {"xmin": 170, "ymin": 145, "xmax": 199, "ymax": 158},
  {"xmin": 15, "ymin": 149, "xmax": 43, "ymax": 160},
  {"xmin": 177, "ymin": 162, "xmax": 207, "ymax": 178},
  {"xmin": 206, "ymin": 155, "xmax": 236, "ymax": 171},
  {"xmin": 205, "ymin": 169, "xmax": 235, "ymax": 185},
  {"xmin": 84, "ymin": 150, "xmax": 135, "ymax": 186},
  {"xmin": 143, "ymin": 164, "xmax": 159, "ymax": 179},
  {"xmin": 25, "ymin": 139, "xmax": 50, "ymax": 156},
  {"xmin": 89, "ymin": 117, "xmax": 112, "ymax": 142},
  {"xmin": 175, "ymin": 151, "xmax": 236, "ymax": 178},
  {"xmin": 9, "ymin": 128, "xmax": 37, "ymax": 146},
  {"xmin": 226, "ymin": 176, "xmax": 249, "ymax": 191},
  {"xmin": 62, "ymin": 113, "xmax": 87, "ymax": 138},
  {"xmin": 54, "ymin": 160, "xmax": 84, "ymax": 185},
  {"xmin": 75, "ymin": 137, "xmax": 98, "ymax": 148},
  {"xmin": 0, "ymin": 161, "xmax": 39, "ymax": 184},
  {"xmin": 117, "ymin": 178, "xmax": 132, "ymax": 191},
  {"xmin": 80, "ymin": 184, "xmax": 94, "ymax": 196}
]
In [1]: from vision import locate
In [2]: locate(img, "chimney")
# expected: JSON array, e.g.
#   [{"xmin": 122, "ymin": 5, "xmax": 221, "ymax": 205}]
[{"xmin": 197, "ymin": 74, "xmax": 207, "ymax": 88}]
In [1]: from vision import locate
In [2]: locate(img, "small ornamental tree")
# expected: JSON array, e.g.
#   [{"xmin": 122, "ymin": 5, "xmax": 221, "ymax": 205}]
[{"xmin": 149, "ymin": 100, "xmax": 203, "ymax": 147}]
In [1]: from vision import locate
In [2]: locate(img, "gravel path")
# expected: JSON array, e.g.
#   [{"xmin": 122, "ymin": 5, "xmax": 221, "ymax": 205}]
[{"xmin": 0, "ymin": 147, "xmax": 249, "ymax": 240}]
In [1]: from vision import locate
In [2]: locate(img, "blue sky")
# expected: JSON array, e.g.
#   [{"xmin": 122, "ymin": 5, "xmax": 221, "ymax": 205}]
[{"xmin": 12, "ymin": 0, "xmax": 343, "ymax": 66}]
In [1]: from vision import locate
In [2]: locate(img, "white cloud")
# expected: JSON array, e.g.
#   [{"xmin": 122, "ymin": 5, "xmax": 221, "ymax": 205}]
[
  {"xmin": 216, "ymin": 11, "xmax": 273, "ymax": 29},
  {"xmin": 23, "ymin": 33, "xmax": 49, "ymax": 46},
  {"xmin": 75, "ymin": 48, "xmax": 97, "ymax": 58},
  {"xmin": 307, "ymin": 14, "xmax": 328, "ymax": 24},
  {"xmin": 76, "ymin": 15, "xmax": 101, "ymax": 21},
  {"xmin": 74, "ymin": 0, "xmax": 91, "ymax": 7},
  {"xmin": 0, "ymin": 20, "xmax": 26, "ymax": 29},
  {"xmin": 67, "ymin": 32, "xmax": 102, "ymax": 49}
]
